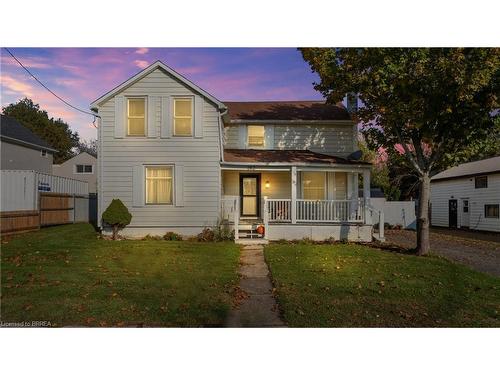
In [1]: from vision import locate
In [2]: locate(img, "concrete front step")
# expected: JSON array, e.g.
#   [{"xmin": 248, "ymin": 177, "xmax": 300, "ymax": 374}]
[{"xmin": 235, "ymin": 238, "xmax": 269, "ymax": 245}]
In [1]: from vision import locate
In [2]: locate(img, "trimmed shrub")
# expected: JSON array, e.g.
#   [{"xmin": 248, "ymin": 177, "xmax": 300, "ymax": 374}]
[{"xmin": 102, "ymin": 199, "xmax": 132, "ymax": 240}]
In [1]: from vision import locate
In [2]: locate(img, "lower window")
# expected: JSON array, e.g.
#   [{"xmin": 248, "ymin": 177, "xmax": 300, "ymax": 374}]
[
  {"xmin": 145, "ymin": 166, "xmax": 173, "ymax": 204},
  {"xmin": 302, "ymin": 172, "xmax": 326, "ymax": 200},
  {"xmin": 484, "ymin": 204, "xmax": 499, "ymax": 219}
]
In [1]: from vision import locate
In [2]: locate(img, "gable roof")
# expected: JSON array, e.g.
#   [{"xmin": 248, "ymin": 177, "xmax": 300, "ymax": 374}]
[
  {"xmin": 0, "ymin": 114, "xmax": 57, "ymax": 152},
  {"xmin": 431, "ymin": 156, "xmax": 500, "ymax": 181},
  {"xmin": 90, "ymin": 60, "xmax": 226, "ymax": 111},
  {"xmin": 223, "ymin": 149, "xmax": 370, "ymax": 166},
  {"xmin": 223, "ymin": 101, "xmax": 351, "ymax": 122}
]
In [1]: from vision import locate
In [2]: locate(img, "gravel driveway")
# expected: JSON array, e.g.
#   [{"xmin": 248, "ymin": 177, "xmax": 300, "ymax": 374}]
[{"xmin": 385, "ymin": 228, "xmax": 500, "ymax": 277}]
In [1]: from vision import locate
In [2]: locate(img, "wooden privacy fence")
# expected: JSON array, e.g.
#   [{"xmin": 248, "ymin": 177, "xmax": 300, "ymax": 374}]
[
  {"xmin": 0, "ymin": 193, "xmax": 89, "ymax": 235},
  {"xmin": 1, "ymin": 170, "xmax": 89, "ymax": 235}
]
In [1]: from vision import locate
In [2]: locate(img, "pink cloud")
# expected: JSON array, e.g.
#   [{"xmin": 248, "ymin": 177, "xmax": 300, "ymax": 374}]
[
  {"xmin": 135, "ymin": 48, "xmax": 149, "ymax": 55},
  {"xmin": 0, "ymin": 74, "xmax": 34, "ymax": 96},
  {"xmin": 134, "ymin": 60, "xmax": 149, "ymax": 69},
  {"xmin": 1, "ymin": 54, "xmax": 51, "ymax": 69}
]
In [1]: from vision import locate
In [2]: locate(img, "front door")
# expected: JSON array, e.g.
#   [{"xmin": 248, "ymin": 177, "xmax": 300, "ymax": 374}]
[
  {"xmin": 449, "ymin": 199, "xmax": 458, "ymax": 228},
  {"xmin": 240, "ymin": 174, "xmax": 260, "ymax": 217},
  {"xmin": 461, "ymin": 199, "xmax": 470, "ymax": 228}
]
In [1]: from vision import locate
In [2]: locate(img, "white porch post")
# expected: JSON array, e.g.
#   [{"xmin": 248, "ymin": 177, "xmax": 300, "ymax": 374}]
[
  {"xmin": 291, "ymin": 166, "xmax": 297, "ymax": 224},
  {"xmin": 234, "ymin": 197, "xmax": 239, "ymax": 240},
  {"xmin": 263, "ymin": 197, "xmax": 269, "ymax": 239},
  {"xmin": 363, "ymin": 169, "xmax": 372, "ymax": 224}
]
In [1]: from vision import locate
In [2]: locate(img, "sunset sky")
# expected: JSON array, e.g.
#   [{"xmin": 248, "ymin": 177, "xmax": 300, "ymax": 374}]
[{"xmin": 0, "ymin": 48, "xmax": 322, "ymax": 140}]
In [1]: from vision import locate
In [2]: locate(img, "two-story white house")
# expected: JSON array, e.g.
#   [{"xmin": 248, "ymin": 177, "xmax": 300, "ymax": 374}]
[{"xmin": 91, "ymin": 61, "xmax": 374, "ymax": 242}]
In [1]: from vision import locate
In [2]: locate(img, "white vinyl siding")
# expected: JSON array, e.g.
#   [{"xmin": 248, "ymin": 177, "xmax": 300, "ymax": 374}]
[
  {"xmin": 431, "ymin": 174, "xmax": 500, "ymax": 232},
  {"xmin": 98, "ymin": 68, "xmax": 220, "ymax": 230},
  {"xmin": 223, "ymin": 122, "xmax": 356, "ymax": 157}
]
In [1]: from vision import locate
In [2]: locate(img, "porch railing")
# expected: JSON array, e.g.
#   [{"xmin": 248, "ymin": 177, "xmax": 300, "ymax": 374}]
[
  {"xmin": 264, "ymin": 198, "xmax": 365, "ymax": 224},
  {"xmin": 266, "ymin": 199, "xmax": 292, "ymax": 222},
  {"xmin": 220, "ymin": 197, "xmax": 239, "ymax": 240}
]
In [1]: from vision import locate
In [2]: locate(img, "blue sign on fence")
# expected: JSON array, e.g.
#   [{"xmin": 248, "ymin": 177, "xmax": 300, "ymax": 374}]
[{"xmin": 38, "ymin": 182, "xmax": 51, "ymax": 192}]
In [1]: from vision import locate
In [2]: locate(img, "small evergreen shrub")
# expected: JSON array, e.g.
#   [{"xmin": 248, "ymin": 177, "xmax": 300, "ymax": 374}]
[
  {"xmin": 102, "ymin": 199, "xmax": 132, "ymax": 240},
  {"xmin": 142, "ymin": 234, "xmax": 163, "ymax": 241},
  {"xmin": 164, "ymin": 231, "xmax": 182, "ymax": 241}
]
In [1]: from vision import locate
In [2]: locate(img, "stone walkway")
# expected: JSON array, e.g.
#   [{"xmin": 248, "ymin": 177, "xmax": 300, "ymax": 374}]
[{"xmin": 225, "ymin": 244, "xmax": 285, "ymax": 327}]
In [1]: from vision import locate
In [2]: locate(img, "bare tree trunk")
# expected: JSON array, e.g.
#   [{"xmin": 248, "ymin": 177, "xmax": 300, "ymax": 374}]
[
  {"xmin": 416, "ymin": 173, "xmax": 431, "ymax": 255},
  {"xmin": 112, "ymin": 225, "xmax": 118, "ymax": 240}
]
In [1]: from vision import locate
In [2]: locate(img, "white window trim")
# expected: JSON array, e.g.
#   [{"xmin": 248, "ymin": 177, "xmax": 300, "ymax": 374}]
[
  {"xmin": 127, "ymin": 96, "xmax": 147, "ymax": 137},
  {"xmin": 247, "ymin": 125, "xmax": 266, "ymax": 149},
  {"xmin": 74, "ymin": 164, "xmax": 94, "ymax": 174},
  {"xmin": 144, "ymin": 165, "xmax": 175, "ymax": 206},
  {"xmin": 40, "ymin": 149, "xmax": 48, "ymax": 157},
  {"xmin": 173, "ymin": 97, "xmax": 194, "ymax": 137}
]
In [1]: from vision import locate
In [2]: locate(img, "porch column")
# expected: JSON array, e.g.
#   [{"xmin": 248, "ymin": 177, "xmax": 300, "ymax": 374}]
[
  {"xmin": 363, "ymin": 169, "xmax": 372, "ymax": 224},
  {"xmin": 291, "ymin": 166, "xmax": 297, "ymax": 224},
  {"xmin": 353, "ymin": 173, "xmax": 359, "ymax": 201}
]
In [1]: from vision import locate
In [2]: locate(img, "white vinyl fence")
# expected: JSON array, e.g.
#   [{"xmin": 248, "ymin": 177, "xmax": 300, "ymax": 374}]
[
  {"xmin": 1, "ymin": 170, "xmax": 88, "ymax": 212},
  {"xmin": 369, "ymin": 197, "xmax": 416, "ymax": 229}
]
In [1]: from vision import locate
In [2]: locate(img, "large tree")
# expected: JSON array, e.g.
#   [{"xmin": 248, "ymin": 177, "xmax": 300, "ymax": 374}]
[
  {"xmin": 76, "ymin": 138, "xmax": 98, "ymax": 157},
  {"xmin": 2, "ymin": 98, "xmax": 80, "ymax": 163},
  {"xmin": 301, "ymin": 48, "xmax": 500, "ymax": 255}
]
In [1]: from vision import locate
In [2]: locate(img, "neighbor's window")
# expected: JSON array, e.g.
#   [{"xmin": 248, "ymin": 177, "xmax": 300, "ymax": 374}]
[
  {"xmin": 76, "ymin": 164, "xmax": 93, "ymax": 174},
  {"xmin": 127, "ymin": 98, "xmax": 146, "ymax": 136},
  {"xmin": 475, "ymin": 176, "xmax": 488, "ymax": 189},
  {"xmin": 247, "ymin": 125, "xmax": 265, "ymax": 147},
  {"xmin": 484, "ymin": 204, "xmax": 499, "ymax": 219},
  {"xmin": 463, "ymin": 200, "xmax": 469, "ymax": 213},
  {"xmin": 173, "ymin": 98, "xmax": 193, "ymax": 136},
  {"xmin": 145, "ymin": 166, "xmax": 173, "ymax": 205},
  {"xmin": 302, "ymin": 172, "xmax": 326, "ymax": 200},
  {"xmin": 41, "ymin": 150, "xmax": 47, "ymax": 157}
]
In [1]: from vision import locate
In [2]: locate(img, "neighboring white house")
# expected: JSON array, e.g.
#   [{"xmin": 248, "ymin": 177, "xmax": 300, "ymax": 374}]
[
  {"xmin": 90, "ymin": 60, "xmax": 377, "ymax": 242},
  {"xmin": 430, "ymin": 156, "xmax": 500, "ymax": 233},
  {"xmin": 52, "ymin": 152, "xmax": 98, "ymax": 193}
]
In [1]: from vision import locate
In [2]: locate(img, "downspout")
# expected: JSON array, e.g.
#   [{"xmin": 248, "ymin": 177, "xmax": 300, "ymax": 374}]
[
  {"xmin": 217, "ymin": 107, "xmax": 227, "ymax": 162},
  {"xmin": 91, "ymin": 107, "xmax": 102, "ymax": 229}
]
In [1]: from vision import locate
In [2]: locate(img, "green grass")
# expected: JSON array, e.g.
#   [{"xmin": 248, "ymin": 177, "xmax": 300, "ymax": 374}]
[
  {"xmin": 1, "ymin": 224, "xmax": 240, "ymax": 327},
  {"xmin": 265, "ymin": 242, "xmax": 500, "ymax": 327}
]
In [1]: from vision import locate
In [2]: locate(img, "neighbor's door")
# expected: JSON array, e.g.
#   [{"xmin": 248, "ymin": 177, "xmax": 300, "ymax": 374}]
[
  {"xmin": 240, "ymin": 174, "xmax": 260, "ymax": 217},
  {"xmin": 461, "ymin": 199, "xmax": 470, "ymax": 228},
  {"xmin": 449, "ymin": 199, "xmax": 458, "ymax": 228}
]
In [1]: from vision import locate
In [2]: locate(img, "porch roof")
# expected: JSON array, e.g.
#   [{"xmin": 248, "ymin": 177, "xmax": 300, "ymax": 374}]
[{"xmin": 223, "ymin": 149, "xmax": 371, "ymax": 167}]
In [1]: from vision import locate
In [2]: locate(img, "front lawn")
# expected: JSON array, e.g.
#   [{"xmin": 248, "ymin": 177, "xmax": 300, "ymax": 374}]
[
  {"xmin": 265, "ymin": 242, "xmax": 500, "ymax": 327},
  {"xmin": 1, "ymin": 224, "xmax": 240, "ymax": 327}
]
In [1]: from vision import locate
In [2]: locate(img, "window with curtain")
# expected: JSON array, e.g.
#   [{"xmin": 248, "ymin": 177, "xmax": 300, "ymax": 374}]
[
  {"xmin": 127, "ymin": 98, "xmax": 146, "ymax": 136},
  {"xmin": 174, "ymin": 98, "xmax": 193, "ymax": 136},
  {"xmin": 145, "ymin": 166, "xmax": 173, "ymax": 204},
  {"xmin": 247, "ymin": 125, "xmax": 265, "ymax": 147},
  {"xmin": 302, "ymin": 172, "xmax": 326, "ymax": 200}
]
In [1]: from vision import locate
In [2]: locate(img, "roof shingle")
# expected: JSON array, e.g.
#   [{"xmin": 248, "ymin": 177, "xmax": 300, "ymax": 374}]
[
  {"xmin": 223, "ymin": 149, "xmax": 369, "ymax": 165},
  {"xmin": 431, "ymin": 156, "xmax": 500, "ymax": 181},
  {"xmin": 0, "ymin": 115, "xmax": 56, "ymax": 151},
  {"xmin": 223, "ymin": 101, "xmax": 350, "ymax": 121}
]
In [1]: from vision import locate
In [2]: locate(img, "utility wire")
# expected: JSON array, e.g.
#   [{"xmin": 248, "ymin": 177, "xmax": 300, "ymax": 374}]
[{"xmin": 3, "ymin": 47, "xmax": 100, "ymax": 128}]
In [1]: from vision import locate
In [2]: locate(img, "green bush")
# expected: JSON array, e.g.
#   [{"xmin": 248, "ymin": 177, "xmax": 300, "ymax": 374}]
[
  {"xmin": 164, "ymin": 231, "xmax": 182, "ymax": 241},
  {"xmin": 102, "ymin": 199, "xmax": 132, "ymax": 240}
]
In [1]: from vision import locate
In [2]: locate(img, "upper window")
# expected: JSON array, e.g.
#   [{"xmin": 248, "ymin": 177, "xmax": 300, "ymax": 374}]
[
  {"xmin": 41, "ymin": 150, "xmax": 47, "ymax": 157},
  {"xmin": 76, "ymin": 164, "xmax": 93, "ymax": 174},
  {"xmin": 475, "ymin": 176, "xmax": 488, "ymax": 189},
  {"xmin": 145, "ymin": 166, "xmax": 173, "ymax": 205},
  {"xmin": 302, "ymin": 172, "xmax": 326, "ymax": 200},
  {"xmin": 247, "ymin": 125, "xmax": 265, "ymax": 148},
  {"xmin": 127, "ymin": 98, "xmax": 146, "ymax": 136},
  {"xmin": 485, "ymin": 204, "xmax": 499, "ymax": 219},
  {"xmin": 173, "ymin": 98, "xmax": 193, "ymax": 136}
]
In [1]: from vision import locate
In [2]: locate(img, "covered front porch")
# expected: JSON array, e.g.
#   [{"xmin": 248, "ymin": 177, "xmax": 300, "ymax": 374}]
[{"xmin": 220, "ymin": 149, "xmax": 376, "ymax": 242}]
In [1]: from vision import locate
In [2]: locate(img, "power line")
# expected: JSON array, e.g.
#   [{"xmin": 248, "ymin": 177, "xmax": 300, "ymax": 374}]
[{"xmin": 3, "ymin": 47, "xmax": 100, "ymax": 127}]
